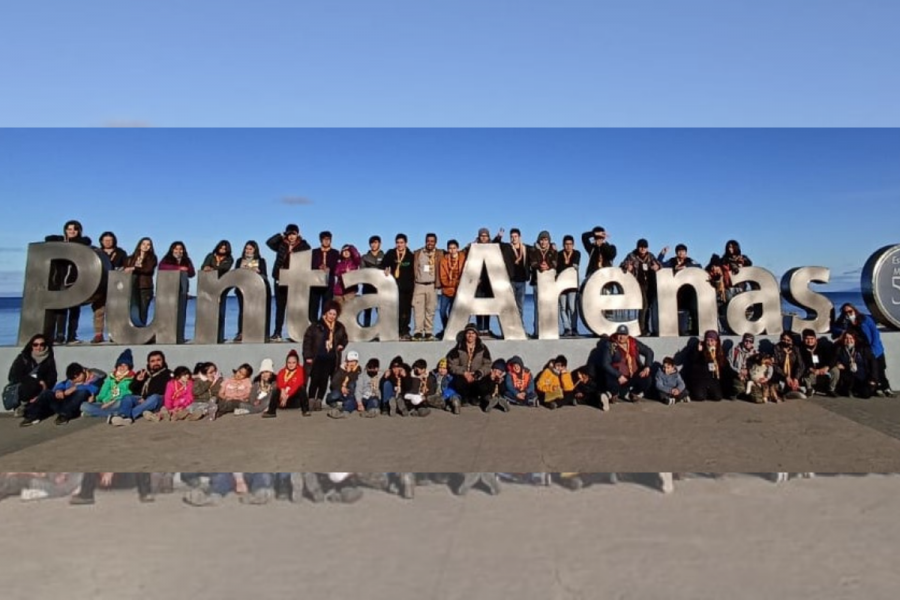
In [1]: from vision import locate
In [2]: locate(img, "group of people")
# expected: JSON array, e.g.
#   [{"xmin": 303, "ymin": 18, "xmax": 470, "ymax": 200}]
[
  {"xmin": 5, "ymin": 472, "xmax": 837, "ymax": 506},
  {"xmin": 7, "ymin": 298, "xmax": 892, "ymax": 428},
  {"xmin": 40, "ymin": 219, "xmax": 779, "ymax": 344}
]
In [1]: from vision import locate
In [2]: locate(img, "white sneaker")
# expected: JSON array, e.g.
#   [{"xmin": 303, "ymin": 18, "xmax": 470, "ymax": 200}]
[
  {"xmin": 110, "ymin": 416, "xmax": 132, "ymax": 426},
  {"xmin": 20, "ymin": 488, "xmax": 49, "ymax": 501},
  {"xmin": 233, "ymin": 408, "xmax": 251, "ymax": 416},
  {"xmin": 600, "ymin": 392, "xmax": 611, "ymax": 412},
  {"xmin": 659, "ymin": 473, "xmax": 674, "ymax": 494}
]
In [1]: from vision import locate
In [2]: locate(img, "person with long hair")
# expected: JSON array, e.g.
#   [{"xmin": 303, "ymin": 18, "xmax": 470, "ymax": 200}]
[
  {"xmin": 159, "ymin": 241, "xmax": 195, "ymax": 343},
  {"xmin": 7, "ymin": 334, "xmax": 58, "ymax": 417},
  {"xmin": 44, "ymin": 220, "xmax": 93, "ymax": 344},
  {"xmin": 233, "ymin": 240, "xmax": 269, "ymax": 343},
  {"xmin": 302, "ymin": 300, "xmax": 349, "ymax": 411},
  {"xmin": 263, "ymin": 349, "xmax": 310, "ymax": 418},
  {"xmin": 831, "ymin": 303, "xmax": 893, "ymax": 397},
  {"xmin": 124, "ymin": 237, "xmax": 157, "ymax": 326},
  {"xmin": 200, "ymin": 240, "xmax": 234, "ymax": 342},
  {"xmin": 90, "ymin": 231, "xmax": 128, "ymax": 343}
]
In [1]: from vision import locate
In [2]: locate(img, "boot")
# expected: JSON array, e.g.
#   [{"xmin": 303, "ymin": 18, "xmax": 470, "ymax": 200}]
[
  {"xmin": 397, "ymin": 399, "xmax": 409, "ymax": 417},
  {"xmin": 302, "ymin": 473, "xmax": 325, "ymax": 503},
  {"xmin": 450, "ymin": 398, "xmax": 461, "ymax": 414},
  {"xmin": 484, "ymin": 396, "xmax": 499, "ymax": 413},
  {"xmin": 498, "ymin": 397, "xmax": 511, "ymax": 412},
  {"xmin": 414, "ymin": 407, "xmax": 431, "ymax": 417}
]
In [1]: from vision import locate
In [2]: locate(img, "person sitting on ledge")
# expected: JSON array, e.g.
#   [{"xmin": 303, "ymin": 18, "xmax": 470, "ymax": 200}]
[
  {"xmin": 536, "ymin": 355, "xmax": 577, "ymax": 410},
  {"xmin": 598, "ymin": 325, "xmax": 654, "ymax": 404},
  {"xmin": 445, "ymin": 323, "xmax": 493, "ymax": 406},
  {"xmin": 19, "ymin": 362, "xmax": 103, "ymax": 427},
  {"xmin": 503, "ymin": 355, "xmax": 538, "ymax": 407}
]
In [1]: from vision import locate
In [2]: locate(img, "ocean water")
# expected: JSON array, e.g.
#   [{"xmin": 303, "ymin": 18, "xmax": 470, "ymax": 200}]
[{"xmin": 0, "ymin": 291, "xmax": 867, "ymax": 347}]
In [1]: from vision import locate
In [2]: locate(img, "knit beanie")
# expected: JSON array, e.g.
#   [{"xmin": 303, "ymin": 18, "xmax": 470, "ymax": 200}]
[{"xmin": 116, "ymin": 348, "xmax": 134, "ymax": 369}]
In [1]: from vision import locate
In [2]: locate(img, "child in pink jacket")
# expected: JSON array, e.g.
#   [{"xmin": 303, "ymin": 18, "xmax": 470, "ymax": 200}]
[{"xmin": 157, "ymin": 366, "xmax": 200, "ymax": 421}]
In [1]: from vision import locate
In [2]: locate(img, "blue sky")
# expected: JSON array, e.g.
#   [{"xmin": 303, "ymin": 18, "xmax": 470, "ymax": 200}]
[
  {"xmin": 0, "ymin": 128, "xmax": 897, "ymax": 295},
  {"xmin": 1, "ymin": 0, "xmax": 898, "ymax": 126}
]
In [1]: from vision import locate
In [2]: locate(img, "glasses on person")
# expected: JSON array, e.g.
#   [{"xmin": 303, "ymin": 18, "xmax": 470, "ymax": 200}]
[{"xmin": 32, "ymin": 341, "xmax": 46, "ymax": 348}]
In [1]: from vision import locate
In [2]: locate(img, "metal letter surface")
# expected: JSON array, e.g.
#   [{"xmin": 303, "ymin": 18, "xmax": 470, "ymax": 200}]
[
  {"xmin": 654, "ymin": 267, "xmax": 718, "ymax": 337},
  {"xmin": 579, "ymin": 268, "xmax": 642, "ymax": 336},
  {"xmin": 780, "ymin": 267, "xmax": 833, "ymax": 334},
  {"xmin": 106, "ymin": 269, "xmax": 186, "ymax": 345},
  {"xmin": 279, "ymin": 250, "xmax": 328, "ymax": 343},
  {"xmin": 18, "ymin": 242, "xmax": 103, "ymax": 346},
  {"xmin": 725, "ymin": 267, "xmax": 783, "ymax": 336},
  {"xmin": 194, "ymin": 270, "xmax": 269, "ymax": 344},
  {"xmin": 338, "ymin": 269, "xmax": 400, "ymax": 342},
  {"xmin": 535, "ymin": 268, "xmax": 579, "ymax": 340},
  {"xmin": 444, "ymin": 244, "xmax": 526, "ymax": 341}
]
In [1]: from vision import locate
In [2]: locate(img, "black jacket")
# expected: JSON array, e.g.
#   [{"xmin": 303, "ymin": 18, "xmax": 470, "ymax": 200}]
[
  {"xmin": 302, "ymin": 320, "xmax": 349, "ymax": 362},
  {"xmin": 7, "ymin": 336, "xmax": 57, "ymax": 388},
  {"xmin": 581, "ymin": 232, "xmax": 617, "ymax": 275},
  {"xmin": 266, "ymin": 233, "xmax": 311, "ymax": 283}
]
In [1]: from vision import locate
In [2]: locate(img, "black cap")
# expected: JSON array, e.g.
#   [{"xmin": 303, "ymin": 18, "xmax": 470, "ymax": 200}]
[
  {"xmin": 285, "ymin": 224, "xmax": 299, "ymax": 234},
  {"xmin": 637, "ymin": 238, "xmax": 649, "ymax": 249}
]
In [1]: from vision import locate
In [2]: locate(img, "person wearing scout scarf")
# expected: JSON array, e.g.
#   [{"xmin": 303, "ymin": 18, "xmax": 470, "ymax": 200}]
[
  {"xmin": 557, "ymin": 235, "xmax": 581, "ymax": 337},
  {"xmin": 687, "ymin": 330, "xmax": 728, "ymax": 401},
  {"xmin": 383, "ymin": 233, "xmax": 416, "ymax": 340},
  {"xmin": 425, "ymin": 357, "xmax": 462, "ymax": 414},
  {"xmin": 772, "ymin": 331, "xmax": 807, "ymax": 399},
  {"xmin": 412, "ymin": 233, "xmax": 444, "ymax": 340},
  {"xmin": 495, "ymin": 227, "xmax": 532, "ymax": 324},
  {"xmin": 326, "ymin": 351, "xmax": 368, "ymax": 419},
  {"xmin": 536, "ymin": 355, "xmax": 577, "ymax": 409},
  {"xmin": 302, "ymin": 300, "xmax": 349, "ymax": 411},
  {"xmin": 599, "ymin": 325, "xmax": 654, "ymax": 403},
  {"xmin": 263, "ymin": 349, "xmax": 310, "ymax": 417},
  {"xmin": 445, "ymin": 324, "xmax": 493, "ymax": 406},
  {"xmin": 529, "ymin": 230, "xmax": 558, "ymax": 337},
  {"xmin": 78, "ymin": 348, "xmax": 135, "ymax": 420},
  {"xmin": 266, "ymin": 223, "xmax": 311, "ymax": 341},
  {"xmin": 437, "ymin": 239, "xmax": 466, "ymax": 336},
  {"xmin": 799, "ymin": 329, "xmax": 840, "ymax": 398},
  {"xmin": 834, "ymin": 331, "xmax": 878, "ymax": 398}
]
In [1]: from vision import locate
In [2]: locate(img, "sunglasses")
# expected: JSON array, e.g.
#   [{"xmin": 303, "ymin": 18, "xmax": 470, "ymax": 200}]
[{"xmin": 32, "ymin": 342, "xmax": 46, "ymax": 348}]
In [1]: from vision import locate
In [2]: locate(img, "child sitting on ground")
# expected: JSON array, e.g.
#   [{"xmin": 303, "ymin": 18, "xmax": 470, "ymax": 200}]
[
  {"xmin": 536, "ymin": 355, "xmax": 576, "ymax": 409},
  {"xmin": 357, "ymin": 358, "xmax": 381, "ymax": 417},
  {"xmin": 397, "ymin": 359, "xmax": 432, "ymax": 417},
  {"xmin": 150, "ymin": 366, "xmax": 203, "ymax": 421},
  {"xmin": 484, "ymin": 359, "xmax": 511, "ymax": 413},
  {"xmin": 326, "ymin": 351, "xmax": 366, "ymax": 419},
  {"xmin": 504, "ymin": 355, "xmax": 538, "ymax": 407},
  {"xmin": 654, "ymin": 357, "xmax": 689, "ymax": 406},
  {"xmin": 425, "ymin": 358, "xmax": 462, "ymax": 414}
]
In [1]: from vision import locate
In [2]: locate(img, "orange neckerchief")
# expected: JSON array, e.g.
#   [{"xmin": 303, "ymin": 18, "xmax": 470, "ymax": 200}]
[{"xmin": 509, "ymin": 368, "xmax": 532, "ymax": 391}]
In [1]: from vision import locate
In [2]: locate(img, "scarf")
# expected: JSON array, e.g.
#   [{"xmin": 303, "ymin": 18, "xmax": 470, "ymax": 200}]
[
  {"xmin": 708, "ymin": 347, "xmax": 720, "ymax": 379},
  {"xmin": 616, "ymin": 340, "xmax": 637, "ymax": 376},
  {"xmin": 509, "ymin": 368, "xmax": 532, "ymax": 392},
  {"xmin": 31, "ymin": 348, "xmax": 50, "ymax": 364},
  {"xmin": 323, "ymin": 319, "xmax": 336, "ymax": 353},
  {"xmin": 394, "ymin": 248, "xmax": 406, "ymax": 279}
]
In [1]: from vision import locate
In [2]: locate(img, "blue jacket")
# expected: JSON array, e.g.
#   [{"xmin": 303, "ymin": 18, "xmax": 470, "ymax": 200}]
[
  {"xmin": 655, "ymin": 369, "xmax": 686, "ymax": 395},
  {"xmin": 51, "ymin": 371, "xmax": 103, "ymax": 396},
  {"xmin": 831, "ymin": 313, "xmax": 884, "ymax": 358}
]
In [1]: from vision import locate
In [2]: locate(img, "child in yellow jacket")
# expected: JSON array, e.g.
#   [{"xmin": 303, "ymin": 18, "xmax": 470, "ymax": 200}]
[{"xmin": 536, "ymin": 355, "xmax": 576, "ymax": 409}]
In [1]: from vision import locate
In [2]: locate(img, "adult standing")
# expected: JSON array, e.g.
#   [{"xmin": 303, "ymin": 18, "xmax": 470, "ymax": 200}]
[
  {"xmin": 201, "ymin": 240, "xmax": 235, "ymax": 343},
  {"xmin": 44, "ymin": 220, "xmax": 93, "ymax": 344},
  {"xmin": 556, "ymin": 235, "xmax": 581, "ymax": 337},
  {"xmin": 124, "ymin": 237, "xmax": 157, "ymax": 327},
  {"xmin": 310, "ymin": 231, "xmax": 340, "ymax": 323},
  {"xmin": 233, "ymin": 240, "xmax": 269, "ymax": 343},
  {"xmin": 302, "ymin": 300, "xmax": 348, "ymax": 411},
  {"xmin": 266, "ymin": 224, "xmax": 311, "ymax": 341},
  {"xmin": 412, "ymin": 233, "xmax": 444, "ymax": 340},
  {"xmin": 383, "ymin": 233, "xmax": 415, "ymax": 340}
]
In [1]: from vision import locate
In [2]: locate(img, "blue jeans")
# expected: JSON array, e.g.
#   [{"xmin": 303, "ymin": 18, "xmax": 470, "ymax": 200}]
[
  {"xmin": 504, "ymin": 391, "xmax": 538, "ymax": 406},
  {"xmin": 187, "ymin": 473, "xmax": 274, "ymax": 496},
  {"xmin": 25, "ymin": 389, "xmax": 90, "ymax": 421},
  {"xmin": 512, "ymin": 281, "xmax": 527, "ymax": 322},
  {"xmin": 559, "ymin": 290, "xmax": 578, "ymax": 333},
  {"xmin": 381, "ymin": 381, "xmax": 399, "ymax": 407},
  {"xmin": 339, "ymin": 394, "xmax": 379, "ymax": 413},
  {"xmin": 439, "ymin": 294, "xmax": 455, "ymax": 330},
  {"xmin": 80, "ymin": 400, "xmax": 120, "ymax": 418},
  {"xmin": 117, "ymin": 394, "xmax": 163, "ymax": 420}
]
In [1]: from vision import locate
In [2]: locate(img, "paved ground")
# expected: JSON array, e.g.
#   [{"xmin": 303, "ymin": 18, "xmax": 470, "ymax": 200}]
[
  {"xmin": 1, "ymin": 395, "xmax": 899, "ymax": 472},
  {"xmin": 2, "ymin": 474, "xmax": 899, "ymax": 600}
]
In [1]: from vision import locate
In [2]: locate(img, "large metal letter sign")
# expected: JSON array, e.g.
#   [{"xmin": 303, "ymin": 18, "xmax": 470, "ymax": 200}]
[
  {"xmin": 780, "ymin": 267, "xmax": 833, "ymax": 334},
  {"xmin": 194, "ymin": 270, "xmax": 270, "ymax": 344},
  {"xmin": 278, "ymin": 250, "xmax": 328, "ymax": 343},
  {"xmin": 579, "ymin": 268, "xmax": 642, "ymax": 336},
  {"xmin": 535, "ymin": 268, "xmax": 579, "ymax": 340},
  {"xmin": 863, "ymin": 244, "xmax": 900, "ymax": 331},
  {"xmin": 106, "ymin": 269, "xmax": 186, "ymax": 345},
  {"xmin": 444, "ymin": 244, "xmax": 526, "ymax": 341},
  {"xmin": 338, "ymin": 269, "xmax": 400, "ymax": 342},
  {"xmin": 18, "ymin": 242, "xmax": 102, "ymax": 346},
  {"xmin": 725, "ymin": 267, "xmax": 782, "ymax": 336},
  {"xmin": 654, "ymin": 267, "xmax": 719, "ymax": 338}
]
